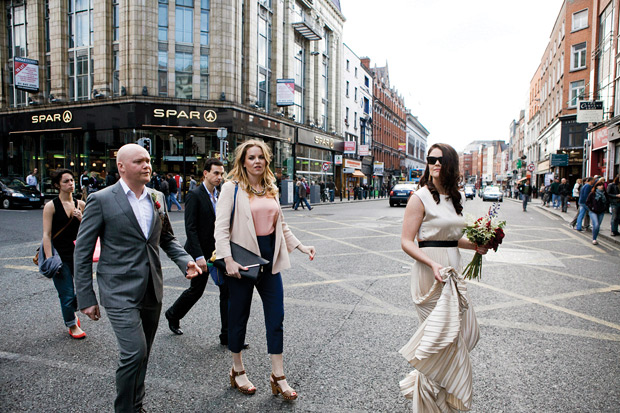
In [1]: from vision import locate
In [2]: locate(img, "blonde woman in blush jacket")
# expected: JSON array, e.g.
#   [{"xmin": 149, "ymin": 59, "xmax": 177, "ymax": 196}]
[{"xmin": 214, "ymin": 139, "xmax": 315, "ymax": 400}]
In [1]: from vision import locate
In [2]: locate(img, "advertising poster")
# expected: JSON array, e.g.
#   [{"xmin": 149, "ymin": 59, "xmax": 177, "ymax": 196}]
[
  {"xmin": 14, "ymin": 57, "xmax": 39, "ymax": 92},
  {"xmin": 276, "ymin": 79, "xmax": 295, "ymax": 106}
]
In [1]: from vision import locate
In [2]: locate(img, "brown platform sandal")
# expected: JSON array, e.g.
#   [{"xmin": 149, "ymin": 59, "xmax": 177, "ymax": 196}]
[
  {"xmin": 230, "ymin": 369, "xmax": 256, "ymax": 395},
  {"xmin": 270, "ymin": 373, "xmax": 298, "ymax": 400}
]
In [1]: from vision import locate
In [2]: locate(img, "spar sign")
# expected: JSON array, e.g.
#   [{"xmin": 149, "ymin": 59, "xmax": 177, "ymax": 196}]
[{"xmin": 14, "ymin": 57, "xmax": 39, "ymax": 92}]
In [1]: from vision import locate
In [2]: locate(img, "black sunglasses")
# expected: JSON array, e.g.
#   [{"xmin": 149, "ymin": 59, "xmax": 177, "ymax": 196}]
[{"xmin": 427, "ymin": 156, "xmax": 443, "ymax": 165}]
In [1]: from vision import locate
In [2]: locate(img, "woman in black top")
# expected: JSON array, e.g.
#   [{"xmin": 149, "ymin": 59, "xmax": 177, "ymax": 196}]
[{"xmin": 42, "ymin": 169, "xmax": 86, "ymax": 339}]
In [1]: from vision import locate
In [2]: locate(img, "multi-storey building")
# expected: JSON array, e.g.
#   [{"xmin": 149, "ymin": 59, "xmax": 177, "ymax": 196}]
[
  {"xmin": 460, "ymin": 140, "xmax": 506, "ymax": 187},
  {"xmin": 405, "ymin": 111, "xmax": 428, "ymax": 179},
  {"xmin": 527, "ymin": 0, "xmax": 592, "ymax": 189},
  {"xmin": 0, "ymin": 0, "xmax": 346, "ymax": 198},
  {"xmin": 361, "ymin": 58, "xmax": 406, "ymax": 188},
  {"xmin": 342, "ymin": 43, "xmax": 373, "ymax": 188}
]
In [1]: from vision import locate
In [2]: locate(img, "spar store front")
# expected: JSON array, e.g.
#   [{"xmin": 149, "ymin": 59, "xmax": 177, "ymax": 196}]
[
  {"xmin": 0, "ymin": 99, "xmax": 295, "ymax": 196},
  {"xmin": 294, "ymin": 128, "xmax": 343, "ymax": 190}
]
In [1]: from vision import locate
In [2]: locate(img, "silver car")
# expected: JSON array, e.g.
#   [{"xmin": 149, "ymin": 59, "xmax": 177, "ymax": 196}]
[{"xmin": 482, "ymin": 186, "xmax": 503, "ymax": 202}]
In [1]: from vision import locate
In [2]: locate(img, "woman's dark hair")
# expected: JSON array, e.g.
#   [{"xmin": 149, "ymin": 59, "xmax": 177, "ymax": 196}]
[
  {"xmin": 51, "ymin": 168, "xmax": 74, "ymax": 188},
  {"xmin": 419, "ymin": 143, "xmax": 463, "ymax": 215},
  {"xmin": 613, "ymin": 175, "xmax": 619, "ymax": 185}
]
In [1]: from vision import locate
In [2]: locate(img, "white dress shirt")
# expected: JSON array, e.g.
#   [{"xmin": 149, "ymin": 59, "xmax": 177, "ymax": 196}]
[{"xmin": 119, "ymin": 178, "xmax": 153, "ymax": 239}]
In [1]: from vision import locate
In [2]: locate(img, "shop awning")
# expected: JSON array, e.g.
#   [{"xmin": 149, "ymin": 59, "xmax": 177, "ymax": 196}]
[{"xmin": 352, "ymin": 170, "xmax": 365, "ymax": 178}]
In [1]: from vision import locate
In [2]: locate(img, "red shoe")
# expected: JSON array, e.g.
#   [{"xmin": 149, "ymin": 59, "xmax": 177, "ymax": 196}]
[{"xmin": 69, "ymin": 328, "xmax": 86, "ymax": 340}]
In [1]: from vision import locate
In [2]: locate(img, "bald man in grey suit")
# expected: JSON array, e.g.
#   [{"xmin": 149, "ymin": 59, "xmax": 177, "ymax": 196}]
[{"xmin": 74, "ymin": 144, "xmax": 201, "ymax": 413}]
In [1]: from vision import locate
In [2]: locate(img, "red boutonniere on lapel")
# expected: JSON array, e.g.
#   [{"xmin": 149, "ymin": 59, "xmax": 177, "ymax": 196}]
[{"xmin": 151, "ymin": 191, "xmax": 174, "ymax": 236}]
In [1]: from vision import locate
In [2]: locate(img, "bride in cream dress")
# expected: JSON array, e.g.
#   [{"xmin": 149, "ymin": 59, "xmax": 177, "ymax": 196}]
[{"xmin": 399, "ymin": 143, "xmax": 488, "ymax": 412}]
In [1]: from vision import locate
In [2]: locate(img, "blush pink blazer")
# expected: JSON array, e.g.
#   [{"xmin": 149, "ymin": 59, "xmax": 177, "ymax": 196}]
[{"xmin": 214, "ymin": 181, "xmax": 301, "ymax": 274}]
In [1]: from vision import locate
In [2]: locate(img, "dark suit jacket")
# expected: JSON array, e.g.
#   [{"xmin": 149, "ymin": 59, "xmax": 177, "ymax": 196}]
[
  {"xmin": 184, "ymin": 184, "xmax": 217, "ymax": 260},
  {"xmin": 74, "ymin": 181, "xmax": 192, "ymax": 309}
]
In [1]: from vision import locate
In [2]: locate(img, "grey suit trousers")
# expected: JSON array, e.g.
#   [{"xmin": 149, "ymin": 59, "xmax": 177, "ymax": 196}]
[{"xmin": 105, "ymin": 276, "xmax": 160, "ymax": 413}]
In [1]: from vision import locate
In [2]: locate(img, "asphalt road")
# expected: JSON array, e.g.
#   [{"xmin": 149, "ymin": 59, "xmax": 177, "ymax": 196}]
[{"xmin": 1, "ymin": 196, "xmax": 619, "ymax": 412}]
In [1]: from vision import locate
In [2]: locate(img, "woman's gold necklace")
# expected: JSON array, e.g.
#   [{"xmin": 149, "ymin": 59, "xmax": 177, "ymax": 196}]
[{"xmin": 249, "ymin": 185, "xmax": 267, "ymax": 196}]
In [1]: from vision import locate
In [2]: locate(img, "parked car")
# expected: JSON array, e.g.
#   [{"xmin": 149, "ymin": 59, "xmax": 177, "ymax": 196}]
[
  {"xmin": 464, "ymin": 185, "xmax": 475, "ymax": 200},
  {"xmin": 482, "ymin": 186, "xmax": 503, "ymax": 202},
  {"xmin": 1, "ymin": 177, "xmax": 45, "ymax": 209},
  {"xmin": 389, "ymin": 183, "xmax": 417, "ymax": 207}
]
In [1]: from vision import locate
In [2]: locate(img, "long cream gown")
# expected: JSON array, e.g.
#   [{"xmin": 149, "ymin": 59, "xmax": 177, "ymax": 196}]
[{"xmin": 399, "ymin": 186, "xmax": 480, "ymax": 412}]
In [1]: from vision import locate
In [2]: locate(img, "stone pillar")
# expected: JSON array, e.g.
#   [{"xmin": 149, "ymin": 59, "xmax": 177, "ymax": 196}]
[{"xmin": 26, "ymin": 1, "xmax": 45, "ymax": 103}]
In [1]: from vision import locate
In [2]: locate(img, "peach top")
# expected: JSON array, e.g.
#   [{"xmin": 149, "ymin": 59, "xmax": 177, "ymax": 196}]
[{"xmin": 249, "ymin": 196, "xmax": 279, "ymax": 236}]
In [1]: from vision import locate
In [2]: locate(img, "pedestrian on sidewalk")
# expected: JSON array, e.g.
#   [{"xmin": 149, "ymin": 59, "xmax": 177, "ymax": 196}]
[
  {"xmin": 293, "ymin": 177, "xmax": 312, "ymax": 211},
  {"xmin": 573, "ymin": 177, "xmax": 593, "ymax": 231},
  {"xmin": 559, "ymin": 178, "xmax": 570, "ymax": 212},
  {"xmin": 41, "ymin": 169, "xmax": 87, "ymax": 340},
  {"xmin": 518, "ymin": 178, "xmax": 532, "ymax": 211},
  {"xmin": 167, "ymin": 173, "xmax": 183, "ymax": 211},
  {"xmin": 572, "ymin": 178, "xmax": 582, "ymax": 211},
  {"xmin": 214, "ymin": 139, "xmax": 315, "ymax": 400},
  {"xmin": 550, "ymin": 177, "xmax": 560, "ymax": 209},
  {"xmin": 606, "ymin": 174, "xmax": 620, "ymax": 236},
  {"xmin": 586, "ymin": 178, "xmax": 609, "ymax": 245}
]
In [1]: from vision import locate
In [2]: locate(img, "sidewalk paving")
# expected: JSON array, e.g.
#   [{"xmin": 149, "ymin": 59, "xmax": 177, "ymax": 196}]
[{"xmin": 506, "ymin": 196, "xmax": 620, "ymax": 246}]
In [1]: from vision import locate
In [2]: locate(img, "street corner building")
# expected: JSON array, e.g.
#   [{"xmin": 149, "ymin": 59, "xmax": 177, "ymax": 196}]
[{"xmin": 0, "ymin": 0, "xmax": 350, "ymax": 203}]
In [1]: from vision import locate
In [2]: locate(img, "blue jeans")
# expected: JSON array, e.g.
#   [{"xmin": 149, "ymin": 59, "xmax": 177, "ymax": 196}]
[
  {"xmin": 293, "ymin": 198, "xmax": 311, "ymax": 210},
  {"xmin": 589, "ymin": 211, "xmax": 605, "ymax": 240},
  {"xmin": 168, "ymin": 192, "xmax": 182, "ymax": 211},
  {"xmin": 52, "ymin": 263, "xmax": 78, "ymax": 327},
  {"xmin": 552, "ymin": 194, "xmax": 560, "ymax": 208},
  {"xmin": 329, "ymin": 189, "xmax": 335, "ymax": 202},
  {"xmin": 575, "ymin": 204, "xmax": 590, "ymax": 230},
  {"xmin": 522, "ymin": 194, "xmax": 530, "ymax": 211}
]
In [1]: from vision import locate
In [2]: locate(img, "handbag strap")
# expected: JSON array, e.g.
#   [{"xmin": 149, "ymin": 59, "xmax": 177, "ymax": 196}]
[
  {"xmin": 229, "ymin": 183, "xmax": 238, "ymax": 229},
  {"xmin": 52, "ymin": 199, "xmax": 78, "ymax": 240}
]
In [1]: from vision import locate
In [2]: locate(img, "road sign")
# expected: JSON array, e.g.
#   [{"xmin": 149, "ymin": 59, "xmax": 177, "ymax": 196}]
[
  {"xmin": 321, "ymin": 162, "xmax": 330, "ymax": 171},
  {"xmin": 527, "ymin": 163, "xmax": 535, "ymax": 172}
]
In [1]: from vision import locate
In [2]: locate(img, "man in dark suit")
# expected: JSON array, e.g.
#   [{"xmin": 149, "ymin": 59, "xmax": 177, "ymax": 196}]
[
  {"xmin": 165, "ymin": 158, "xmax": 244, "ymax": 347},
  {"xmin": 74, "ymin": 144, "xmax": 201, "ymax": 413}
]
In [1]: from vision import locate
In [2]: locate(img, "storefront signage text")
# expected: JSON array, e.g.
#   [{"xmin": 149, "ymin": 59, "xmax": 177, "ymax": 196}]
[
  {"xmin": 314, "ymin": 136, "xmax": 334, "ymax": 149},
  {"xmin": 153, "ymin": 108, "xmax": 217, "ymax": 122},
  {"xmin": 32, "ymin": 110, "xmax": 73, "ymax": 123}
]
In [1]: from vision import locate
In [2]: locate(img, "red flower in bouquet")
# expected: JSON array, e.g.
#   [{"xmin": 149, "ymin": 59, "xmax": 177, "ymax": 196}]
[{"xmin": 462, "ymin": 203, "xmax": 506, "ymax": 280}]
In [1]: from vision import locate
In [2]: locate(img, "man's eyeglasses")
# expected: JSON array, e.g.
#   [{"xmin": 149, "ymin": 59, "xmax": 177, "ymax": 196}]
[{"xmin": 426, "ymin": 156, "xmax": 443, "ymax": 165}]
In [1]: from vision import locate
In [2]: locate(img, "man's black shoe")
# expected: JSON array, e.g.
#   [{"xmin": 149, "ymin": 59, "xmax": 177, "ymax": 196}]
[{"xmin": 165, "ymin": 311, "xmax": 183, "ymax": 335}]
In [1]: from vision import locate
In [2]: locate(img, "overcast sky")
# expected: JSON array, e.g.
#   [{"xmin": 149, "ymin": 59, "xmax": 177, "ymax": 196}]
[{"xmin": 339, "ymin": 0, "xmax": 564, "ymax": 151}]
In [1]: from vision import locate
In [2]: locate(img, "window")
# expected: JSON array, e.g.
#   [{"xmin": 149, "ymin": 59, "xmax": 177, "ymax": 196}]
[
  {"xmin": 569, "ymin": 80, "xmax": 585, "ymax": 107},
  {"xmin": 345, "ymin": 81, "xmax": 349, "ymax": 97},
  {"xmin": 293, "ymin": 36, "xmax": 304, "ymax": 122},
  {"xmin": 176, "ymin": 0, "xmax": 193, "ymax": 43},
  {"xmin": 363, "ymin": 97, "xmax": 369, "ymax": 114},
  {"xmin": 570, "ymin": 43, "xmax": 586, "ymax": 70},
  {"xmin": 158, "ymin": 1, "xmax": 168, "ymax": 41},
  {"xmin": 158, "ymin": 51, "xmax": 168, "ymax": 96},
  {"xmin": 68, "ymin": 0, "xmax": 94, "ymax": 102},
  {"xmin": 200, "ymin": 0, "xmax": 209, "ymax": 46},
  {"xmin": 345, "ymin": 107, "xmax": 349, "ymax": 124},
  {"xmin": 354, "ymin": 67, "xmax": 357, "ymax": 77},
  {"xmin": 257, "ymin": 12, "xmax": 272, "ymax": 110},
  {"xmin": 200, "ymin": 54, "xmax": 209, "ymax": 98},
  {"xmin": 354, "ymin": 87, "xmax": 357, "ymax": 101},
  {"xmin": 7, "ymin": 3, "xmax": 27, "ymax": 107},
  {"xmin": 175, "ymin": 52, "xmax": 192, "ymax": 98},
  {"xmin": 113, "ymin": 50, "xmax": 119, "ymax": 96},
  {"xmin": 346, "ymin": 59, "xmax": 349, "ymax": 71},
  {"xmin": 112, "ymin": 0, "xmax": 119, "ymax": 42},
  {"xmin": 572, "ymin": 9, "xmax": 588, "ymax": 31},
  {"xmin": 45, "ymin": 1, "xmax": 51, "ymax": 53},
  {"xmin": 364, "ymin": 76, "xmax": 369, "ymax": 87}
]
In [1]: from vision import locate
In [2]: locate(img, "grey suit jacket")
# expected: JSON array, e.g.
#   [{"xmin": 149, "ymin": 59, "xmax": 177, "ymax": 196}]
[{"xmin": 74, "ymin": 181, "xmax": 191, "ymax": 309}]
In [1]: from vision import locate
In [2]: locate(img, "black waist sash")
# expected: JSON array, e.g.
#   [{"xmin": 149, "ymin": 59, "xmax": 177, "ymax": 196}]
[{"xmin": 418, "ymin": 240, "xmax": 458, "ymax": 248}]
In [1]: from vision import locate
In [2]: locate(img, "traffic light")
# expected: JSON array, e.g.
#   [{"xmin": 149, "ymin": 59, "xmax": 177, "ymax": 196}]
[
  {"xmin": 143, "ymin": 138, "xmax": 151, "ymax": 154},
  {"xmin": 222, "ymin": 140, "xmax": 229, "ymax": 159},
  {"xmin": 516, "ymin": 159, "xmax": 522, "ymax": 169}
]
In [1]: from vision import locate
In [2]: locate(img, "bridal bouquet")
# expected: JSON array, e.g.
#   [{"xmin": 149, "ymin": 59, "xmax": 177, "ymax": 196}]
[{"xmin": 462, "ymin": 203, "xmax": 506, "ymax": 280}]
